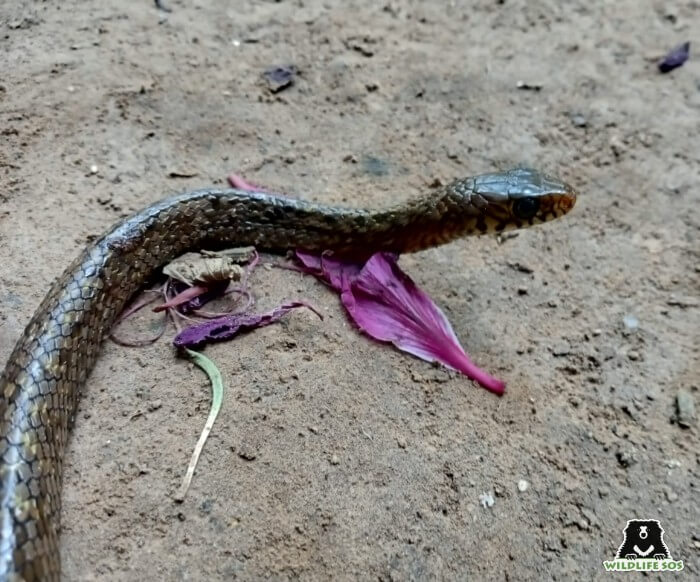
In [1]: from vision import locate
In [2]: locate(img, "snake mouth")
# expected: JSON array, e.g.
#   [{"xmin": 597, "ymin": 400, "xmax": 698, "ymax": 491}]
[
  {"xmin": 555, "ymin": 187, "xmax": 577, "ymax": 216},
  {"xmin": 504, "ymin": 189, "xmax": 576, "ymax": 227},
  {"xmin": 557, "ymin": 184, "xmax": 578, "ymax": 214},
  {"xmin": 539, "ymin": 191, "xmax": 576, "ymax": 222},
  {"xmin": 536, "ymin": 181, "xmax": 577, "ymax": 221}
]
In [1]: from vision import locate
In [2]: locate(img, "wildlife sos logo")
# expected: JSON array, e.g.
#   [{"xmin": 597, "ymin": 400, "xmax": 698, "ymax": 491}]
[{"xmin": 603, "ymin": 519, "xmax": 684, "ymax": 572}]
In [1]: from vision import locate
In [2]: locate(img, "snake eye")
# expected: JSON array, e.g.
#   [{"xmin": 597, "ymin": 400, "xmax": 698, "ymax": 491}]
[{"xmin": 512, "ymin": 197, "xmax": 540, "ymax": 220}]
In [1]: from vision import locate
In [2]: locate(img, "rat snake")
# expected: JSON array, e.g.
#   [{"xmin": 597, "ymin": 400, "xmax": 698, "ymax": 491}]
[{"xmin": 0, "ymin": 167, "xmax": 576, "ymax": 580}]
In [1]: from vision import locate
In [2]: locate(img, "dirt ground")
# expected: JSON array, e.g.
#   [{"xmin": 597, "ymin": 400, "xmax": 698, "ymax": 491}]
[{"xmin": 1, "ymin": 0, "xmax": 698, "ymax": 580}]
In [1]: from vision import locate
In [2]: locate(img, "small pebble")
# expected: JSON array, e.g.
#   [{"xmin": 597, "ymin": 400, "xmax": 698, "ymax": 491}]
[
  {"xmin": 517, "ymin": 479, "xmax": 529, "ymax": 492},
  {"xmin": 664, "ymin": 488, "xmax": 678, "ymax": 503},
  {"xmin": 592, "ymin": 328, "xmax": 602, "ymax": 336},
  {"xmin": 362, "ymin": 155, "xmax": 389, "ymax": 176},
  {"xmin": 262, "ymin": 65, "xmax": 297, "ymax": 93},
  {"xmin": 600, "ymin": 345, "xmax": 616, "ymax": 361},
  {"xmin": 90, "ymin": 165, "xmax": 98, "ymax": 174},
  {"xmin": 330, "ymin": 454, "xmax": 340, "ymax": 465},
  {"xmin": 609, "ymin": 135, "xmax": 626, "ymax": 157},
  {"xmin": 478, "ymin": 492, "xmax": 495, "ymax": 508},
  {"xmin": 551, "ymin": 341, "xmax": 571, "ymax": 357},
  {"xmin": 397, "ymin": 436, "xmax": 407, "ymax": 449},
  {"xmin": 237, "ymin": 446, "xmax": 257, "ymax": 461},
  {"xmin": 620, "ymin": 403, "xmax": 638, "ymax": 421},
  {"xmin": 627, "ymin": 350, "xmax": 640, "ymax": 361},
  {"xmin": 616, "ymin": 448, "xmax": 637, "ymax": 468},
  {"xmin": 623, "ymin": 314, "xmax": 639, "ymax": 332},
  {"xmin": 516, "ymin": 80, "xmax": 542, "ymax": 91},
  {"xmin": 569, "ymin": 113, "xmax": 587, "ymax": 127},
  {"xmin": 676, "ymin": 390, "xmax": 696, "ymax": 428},
  {"xmin": 517, "ymin": 286, "xmax": 528, "ymax": 295}
]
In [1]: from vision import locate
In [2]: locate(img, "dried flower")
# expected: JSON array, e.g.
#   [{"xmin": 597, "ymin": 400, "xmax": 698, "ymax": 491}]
[
  {"xmin": 658, "ymin": 41, "xmax": 690, "ymax": 73},
  {"xmin": 174, "ymin": 301, "xmax": 322, "ymax": 349}
]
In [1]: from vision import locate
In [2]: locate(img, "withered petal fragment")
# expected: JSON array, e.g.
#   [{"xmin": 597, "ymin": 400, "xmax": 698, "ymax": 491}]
[
  {"xmin": 177, "ymin": 280, "xmax": 231, "ymax": 314},
  {"xmin": 163, "ymin": 252, "xmax": 245, "ymax": 286},
  {"xmin": 155, "ymin": 281, "xmax": 230, "ymax": 314},
  {"xmin": 173, "ymin": 301, "xmax": 322, "ymax": 349},
  {"xmin": 262, "ymin": 65, "xmax": 297, "ymax": 93},
  {"xmin": 658, "ymin": 41, "xmax": 690, "ymax": 73}
]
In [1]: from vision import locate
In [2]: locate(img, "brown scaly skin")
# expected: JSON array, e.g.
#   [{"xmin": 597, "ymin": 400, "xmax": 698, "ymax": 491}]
[{"xmin": 0, "ymin": 168, "xmax": 576, "ymax": 580}]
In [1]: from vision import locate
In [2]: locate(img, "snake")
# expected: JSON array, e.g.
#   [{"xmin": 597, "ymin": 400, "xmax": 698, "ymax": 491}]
[{"xmin": 0, "ymin": 167, "xmax": 576, "ymax": 580}]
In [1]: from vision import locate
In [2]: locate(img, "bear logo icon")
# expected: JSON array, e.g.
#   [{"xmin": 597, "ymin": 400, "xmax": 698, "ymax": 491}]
[{"xmin": 615, "ymin": 519, "xmax": 672, "ymax": 561}]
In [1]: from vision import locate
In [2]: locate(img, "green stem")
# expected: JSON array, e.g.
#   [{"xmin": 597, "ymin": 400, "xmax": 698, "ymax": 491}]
[{"xmin": 174, "ymin": 349, "xmax": 224, "ymax": 502}]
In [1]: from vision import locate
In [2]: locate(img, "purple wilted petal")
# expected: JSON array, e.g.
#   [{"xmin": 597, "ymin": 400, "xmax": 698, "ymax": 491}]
[
  {"xmin": 174, "ymin": 300, "xmax": 322, "ymax": 349},
  {"xmin": 658, "ymin": 41, "xmax": 690, "ymax": 73}
]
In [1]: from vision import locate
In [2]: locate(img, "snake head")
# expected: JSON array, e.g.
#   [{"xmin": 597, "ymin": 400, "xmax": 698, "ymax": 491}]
[{"xmin": 458, "ymin": 167, "xmax": 577, "ymax": 233}]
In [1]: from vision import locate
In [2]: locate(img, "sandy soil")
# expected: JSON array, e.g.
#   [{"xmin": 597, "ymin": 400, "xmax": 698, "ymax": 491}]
[{"xmin": 1, "ymin": 0, "xmax": 698, "ymax": 580}]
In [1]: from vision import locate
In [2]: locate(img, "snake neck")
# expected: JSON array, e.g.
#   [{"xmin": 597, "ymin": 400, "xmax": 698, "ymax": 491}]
[
  {"xmin": 359, "ymin": 183, "xmax": 484, "ymax": 254},
  {"xmin": 96, "ymin": 187, "xmax": 483, "ymax": 260}
]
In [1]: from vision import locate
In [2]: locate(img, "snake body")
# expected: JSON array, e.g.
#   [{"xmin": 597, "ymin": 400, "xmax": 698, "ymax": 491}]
[{"xmin": 0, "ymin": 167, "xmax": 576, "ymax": 580}]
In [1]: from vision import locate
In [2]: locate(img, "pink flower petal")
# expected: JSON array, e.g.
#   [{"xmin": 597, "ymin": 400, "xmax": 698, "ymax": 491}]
[
  {"xmin": 346, "ymin": 254, "xmax": 505, "ymax": 394},
  {"xmin": 174, "ymin": 300, "xmax": 322, "ymax": 349},
  {"xmin": 153, "ymin": 284, "xmax": 210, "ymax": 313},
  {"xmin": 295, "ymin": 251, "xmax": 505, "ymax": 395},
  {"xmin": 228, "ymin": 173, "xmax": 265, "ymax": 191}
]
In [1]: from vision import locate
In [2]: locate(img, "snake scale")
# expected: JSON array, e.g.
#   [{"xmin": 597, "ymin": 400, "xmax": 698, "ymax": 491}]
[{"xmin": 0, "ymin": 167, "xmax": 576, "ymax": 580}]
